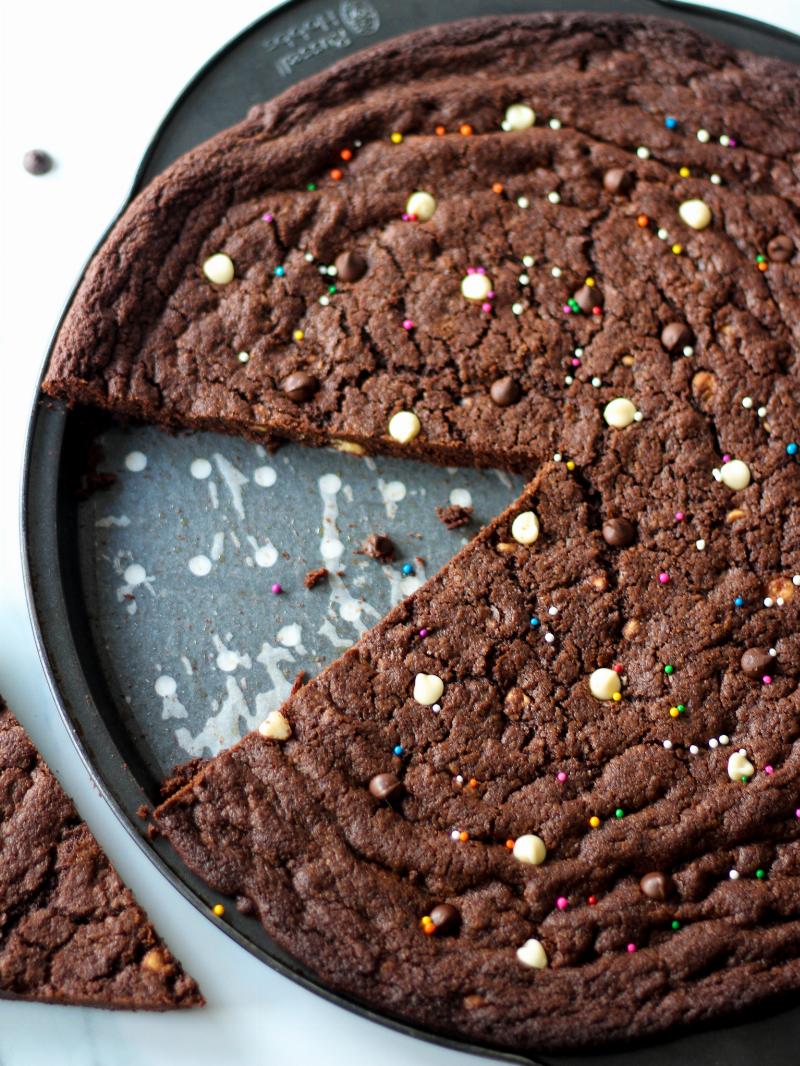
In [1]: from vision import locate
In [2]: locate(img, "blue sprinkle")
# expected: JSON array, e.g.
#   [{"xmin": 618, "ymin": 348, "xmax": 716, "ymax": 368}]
[
  {"xmin": 393, "ymin": 745, "xmax": 404, "ymax": 756},
  {"xmin": 734, "ymin": 596, "xmax": 744, "ymax": 608},
  {"xmin": 530, "ymin": 617, "xmax": 540, "ymax": 627},
  {"xmin": 274, "ymin": 265, "xmax": 285, "ymax": 276},
  {"xmin": 401, "ymin": 562, "xmax": 415, "ymax": 576},
  {"xmin": 787, "ymin": 442, "xmax": 798, "ymax": 456},
  {"xmin": 665, "ymin": 116, "xmax": 678, "ymax": 129}
]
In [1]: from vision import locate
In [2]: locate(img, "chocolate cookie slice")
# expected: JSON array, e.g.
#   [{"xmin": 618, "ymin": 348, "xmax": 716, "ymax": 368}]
[
  {"xmin": 42, "ymin": 14, "xmax": 800, "ymax": 472},
  {"xmin": 0, "ymin": 699, "xmax": 203, "ymax": 1010},
  {"xmin": 154, "ymin": 464, "xmax": 800, "ymax": 1051}
]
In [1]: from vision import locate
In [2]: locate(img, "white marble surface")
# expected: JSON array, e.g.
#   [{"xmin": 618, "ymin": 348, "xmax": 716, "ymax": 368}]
[{"xmin": 0, "ymin": 2, "xmax": 797, "ymax": 1064}]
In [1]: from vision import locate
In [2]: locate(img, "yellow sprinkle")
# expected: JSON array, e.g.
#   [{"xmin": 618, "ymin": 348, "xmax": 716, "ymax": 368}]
[
  {"xmin": 611, "ymin": 691, "xmax": 622, "ymax": 702},
  {"xmin": 585, "ymin": 277, "xmax": 595, "ymax": 287},
  {"xmin": 589, "ymin": 816, "xmax": 601, "ymax": 828},
  {"xmin": 566, "ymin": 460, "xmax": 576, "ymax": 471},
  {"xmin": 212, "ymin": 903, "xmax": 225, "ymax": 917},
  {"xmin": 671, "ymin": 244, "xmax": 683, "ymax": 255},
  {"xmin": 390, "ymin": 132, "xmax": 404, "ymax": 144},
  {"xmin": 293, "ymin": 329, "xmax": 305, "ymax": 341},
  {"xmin": 669, "ymin": 706, "xmax": 680, "ymax": 718},
  {"xmin": 679, "ymin": 166, "xmax": 691, "ymax": 178}
]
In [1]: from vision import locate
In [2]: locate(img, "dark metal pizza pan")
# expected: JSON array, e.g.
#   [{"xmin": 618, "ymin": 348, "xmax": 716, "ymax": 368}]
[{"xmin": 21, "ymin": 1, "xmax": 800, "ymax": 1062}]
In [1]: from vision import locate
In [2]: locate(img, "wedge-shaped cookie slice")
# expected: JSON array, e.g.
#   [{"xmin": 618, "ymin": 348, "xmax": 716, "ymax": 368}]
[
  {"xmin": 0, "ymin": 699, "xmax": 203, "ymax": 1010},
  {"xmin": 41, "ymin": 15, "xmax": 800, "ymax": 471},
  {"xmin": 154, "ymin": 464, "xmax": 800, "ymax": 1051}
]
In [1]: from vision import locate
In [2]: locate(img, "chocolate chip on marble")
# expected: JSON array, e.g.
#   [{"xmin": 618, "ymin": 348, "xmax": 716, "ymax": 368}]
[
  {"xmin": 334, "ymin": 250, "xmax": 367, "ymax": 282},
  {"xmin": 282, "ymin": 371, "xmax": 319, "ymax": 402},
  {"xmin": 23, "ymin": 149, "xmax": 53, "ymax": 175},
  {"xmin": 767, "ymin": 235, "xmax": 794, "ymax": 263},
  {"xmin": 490, "ymin": 376, "xmax": 521, "ymax": 407},
  {"xmin": 602, "ymin": 518, "xmax": 636, "ymax": 547},
  {"xmin": 639, "ymin": 872, "xmax": 673, "ymax": 900},
  {"xmin": 661, "ymin": 322, "xmax": 694, "ymax": 353},
  {"xmin": 603, "ymin": 167, "xmax": 632, "ymax": 195},
  {"xmin": 574, "ymin": 284, "xmax": 602, "ymax": 314},
  {"xmin": 740, "ymin": 647, "xmax": 773, "ymax": 680},
  {"xmin": 369, "ymin": 772, "xmax": 405, "ymax": 803},
  {"xmin": 429, "ymin": 903, "xmax": 460, "ymax": 934}
]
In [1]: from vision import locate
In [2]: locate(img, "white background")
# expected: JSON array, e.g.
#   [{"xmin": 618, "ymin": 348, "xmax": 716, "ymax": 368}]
[{"xmin": 0, "ymin": 2, "xmax": 797, "ymax": 1064}]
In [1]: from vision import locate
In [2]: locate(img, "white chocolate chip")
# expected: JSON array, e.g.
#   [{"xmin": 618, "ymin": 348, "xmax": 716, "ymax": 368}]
[
  {"xmin": 719, "ymin": 459, "xmax": 751, "ymax": 491},
  {"xmin": 258, "ymin": 710, "xmax": 291, "ymax": 740},
  {"xmin": 636, "ymin": 146, "xmax": 651, "ymax": 159},
  {"xmin": 678, "ymin": 199, "xmax": 712, "ymax": 230},
  {"xmin": 663, "ymin": 740, "xmax": 672, "ymax": 750},
  {"xmin": 513, "ymin": 834, "xmax": 547, "ymax": 866},
  {"xmin": 603, "ymin": 397, "xmax": 637, "ymax": 429},
  {"xmin": 696, "ymin": 539, "xmax": 706, "ymax": 550},
  {"xmin": 517, "ymin": 196, "xmax": 530, "ymax": 209},
  {"xmin": 547, "ymin": 191, "xmax": 561, "ymax": 204},
  {"xmin": 504, "ymin": 103, "xmax": 535, "ymax": 130},
  {"xmin": 697, "ymin": 128, "xmax": 710, "ymax": 143},
  {"xmin": 405, "ymin": 191, "xmax": 436, "ymax": 221},
  {"xmin": 202, "ymin": 253, "xmax": 235, "ymax": 285},
  {"xmin": 237, "ymin": 351, "xmax": 250, "ymax": 363},
  {"xmin": 388, "ymin": 411, "xmax": 421, "ymax": 444},
  {"xmin": 517, "ymin": 938, "xmax": 548, "ymax": 969},
  {"xmin": 461, "ymin": 273, "xmax": 493, "ymax": 301},
  {"xmin": 729, "ymin": 869, "xmax": 740, "ymax": 880},
  {"xmin": 511, "ymin": 511, "xmax": 540, "ymax": 545},
  {"xmin": 413, "ymin": 673, "xmax": 444, "ymax": 706},
  {"xmin": 689, "ymin": 744, "xmax": 699, "ymax": 754},
  {"xmin": 589, "ymin": 667, "xmax": 621, "ymax": 701},
  {"xmin": 727, "ymin": 750, "xmax": 754, "ymax": 781},
  {"xmin": 549, "ymin": 118, "xmax": 562, "ymax": 130}
]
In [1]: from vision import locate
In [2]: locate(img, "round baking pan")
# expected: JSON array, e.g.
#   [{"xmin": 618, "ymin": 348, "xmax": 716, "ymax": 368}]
[{"xmin": 22, "ymin": 1, "xmax": 800, "ymax": 1062}]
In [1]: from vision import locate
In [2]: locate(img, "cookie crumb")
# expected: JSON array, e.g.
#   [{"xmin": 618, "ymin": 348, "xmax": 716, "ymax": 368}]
[
  {"xmin": 358, "ymin": 533, "xmax": 395, "ymax": 561},
  {"xmin": 436, "ymin": 503, "xmax": 473, "ymax": 529},
  {"xmin": 304, "ymin": 566, "xmax": 329, "ymax": 588}
]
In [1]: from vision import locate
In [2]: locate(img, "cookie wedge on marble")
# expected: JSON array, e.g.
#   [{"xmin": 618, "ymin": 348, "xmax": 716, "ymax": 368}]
[
  {"xmin": 154, "ymin": 463, "xmax": 800, "ymax": 1051},
  {"xmin": 0, "ymin": 699, "xmax": 203, "ymax": 1010}
]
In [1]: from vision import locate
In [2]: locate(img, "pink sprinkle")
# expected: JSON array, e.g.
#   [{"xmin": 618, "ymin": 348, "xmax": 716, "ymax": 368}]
[
  {"xmin": 419, "ymin": 628, "xmax": 429, "ymax": 638},
  {"xmin": 627, "ymin": 943, "xmax": 637, "ymax": 953},
  {"xmin": 763, "ymin": 675, "xmax": 772, "ymax": 685},
  {"xmin": 675, "ymin": 511, "xmax": 684, "ymax": 522},
  {"xmin": 481, "ymin": 302, "xmax": 492, "ymax": 313},
  {"xmin": 722, "ymin": 453, "xmax": 731, "ymax": 463},
  {"xmin": 563, "ymin": 305, "xmax": 572, "ymax": 314},
  {"xmin": 764, "ymin": 765, "xmax": 774, "ymax": 775},
  {"xmin": 476, "ymin": 266, "xmax": 486, "ymax": 275},
  {"xmin": 658, "ymin": 571, "xmax": 670, "ymax": 585},
  {"xmin": 261, "ymin": 212, "xmax": 273, "ymax": 222},
  {"xmin": 487, "ymin": 291, "xmax": 495, "ymax": 299},
  {"xmin": 571, "ymin": 357, "xmax": 581, "ymax": 367},
  {"xmin": 467, "ymin": 266, "xmax": 476, "ymax": 274},
  {"xmin": 729, "ymin": 139, "xmax": 737, "ymax": 147},
  {"xmin": 795, "ymin": 809, "xmax": 800, "ymax": 818},
  {"xmin": 556, "ymin": 897, "xmax": 569, "ymax": 911},
  {"xmin": 271, "ymin": 583, "xmax": 282, "ymax": 595},
  {"xmin": 401, "ymin": 212, "xmax": 410, "ymax": 221},
  {"xmin": 557, "ymin": 771, "xmax": 567, "ymax": 782},
  {"xmin": 402, "ymin": 319, "xmax": 414, "ymax": 331}
]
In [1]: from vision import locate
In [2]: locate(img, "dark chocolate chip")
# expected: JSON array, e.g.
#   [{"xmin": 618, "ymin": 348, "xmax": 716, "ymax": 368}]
[
  {"xmin": 490, "ymin": 376, "xmax": 521, "ymax": 407},
  {"xmin": 660, "ymin": 322, "xmax": 694, "ymax": 353},
  {"xmin": 602, "ymin": 517, "xmax": 636, "ymax": 547},
  {"xmin": 573, "ymin": 284, "xmax": 602, "ymax": 314},
  {"xmin": 767, "ymin": 235, "xmax": 794, "ymax": 263},
  {"xmin": 23, "ymin": 149, "xmax": 53, "ymax": 175},
  {"xmin": 603, "ymin": 168, "xmax": 632, "ymax": 195},
  {"xmin": 282, "ymin": 371, "xmax": 319, "ymax": 402},
  {"xmin": 335, "ymin": 250, "xmax": 368, "ymax": 282},
  {"xmin": 740, "ymin": 647, "xmax": 774, "ymax": 680},
  {"xmin": 368, "ymin": 772, "xmax": 404, "ymax": 803},
  {"xmin": 639, "ymin": 872, "xmax": 672, "ymax": 900},
  {"xmin": 430, "ymin": 903, "xmax": 460, "ymax": 934}
]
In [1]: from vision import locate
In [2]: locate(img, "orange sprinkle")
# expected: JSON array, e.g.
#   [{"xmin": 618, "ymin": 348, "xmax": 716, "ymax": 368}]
[
  {"xmin": 505, "ymin": 839, "xmax": 515, "ymax": 849},
  {"xmin": 636, "ymin": 214, "xmax": 649, "ymax": 228},
  {"xmin": 435, "ymin": 124, "xmax": 446, "ymax": 136},
  {"xmin": 492, "ymin": 182, "xmax": 504, "ymax": 194},
  {"xmin": 758, "ymin": 261, "xmax": 768, "ymax": 272},
  {"xmin": 340, "ymin": 148, "xmax": 353, "ymax": 161},
  {"xmin": 468, "ymin": 778, "xmax": 479, "ymax": 789},
  {"xmin": 330, "ymin": 168, "xmax": 343, "ymax": 181},
  {"xmin": 459, "ymin": 831, "xmax": 470, "ymax": 842},
  {"xmin": 423, "ymin": 923, "xmax": 436, "ymax": 935},
  {"xmin": 459, "ymin": 123, "xmax": 473, "ymax": 136}
]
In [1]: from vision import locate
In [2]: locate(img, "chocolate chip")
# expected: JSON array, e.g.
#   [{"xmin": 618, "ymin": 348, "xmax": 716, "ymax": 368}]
[
  {"xmin": 573, "ymin": 285, "xmax": 602, "ymax": 314},
  {"xmin": 23, "ymin": 149, "xmax": 53, "ymax": 175},
  {"xmin": 335, "ymin": 250, "xmax": 367, "ymax": 282},
  {"xmin": 660, "ymin": 321, "xmax": 694, "ymax": 353},
  {"xmin": 740, "ymin": 647, "xmax": 773, "ymax": 680},
  {"xmin": 602, "ymin": 517, "xmax": 636, "ymax": 547},
  {"xmin": 767, "ymin": 235, "xmax": 794, "ymax": 263},
  {"xmin": 490, "ymin": 376, "xmax": 521, "ymax": 407},
  {"xmin": 282, "ymin": 371, "xmax": 319, "ymax": 402},
  {"xmin": 368, "ymin": 772, "xmax": 404, "ymax": 803},
  {"xmin": 430, "ymin": 903, "xmax": 460, "ymax": 934},
  {"xmin": 639, "ymin": 872, "xmax": 672, "ymax": 900},
  {"xmin": 603, "ymin": 167, "xmax": 632, "ymax": 195}
]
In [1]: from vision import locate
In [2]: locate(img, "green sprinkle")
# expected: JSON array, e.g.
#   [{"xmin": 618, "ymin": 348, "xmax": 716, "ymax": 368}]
[
  {"xmin": 671, "ymin": 919, "xmax": 681, "ymax": 930},
  {"xmin": 741, "ymin": 776, "xmax": 749, "ymax": 783},
  {"xmin": 755, "ymin": 254, "xmax": 766, "ymax": 263},
  {"xmin": 328, "ymin": 284, "xmax": 337, "ymax": 294},
  {"xmin": 614, "ymin": 808, "xmax": 625, "ymax": 819},
  {"xmin": 663, "ymin": 665, "xmax": 674, "ymax": 675},
  {"xmin": 306, "ymin": 183, "xmax": 317, "ymax": 191},
  {"xmin": 677, "ymin": 703, "xmax": 686, "ymax": 713},
  {"xmin": 755, "ymin": 868, "xmax": 765, "ymax": 879}
]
